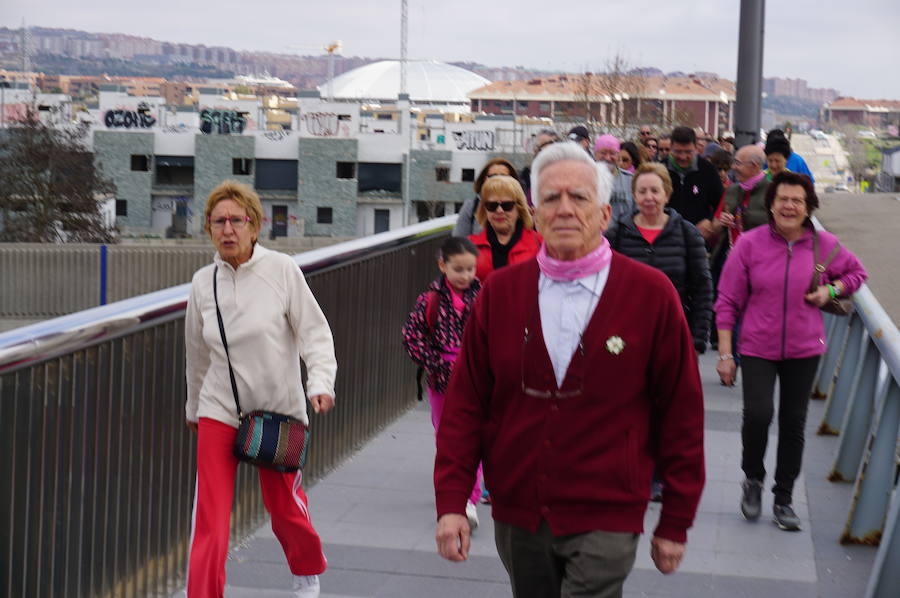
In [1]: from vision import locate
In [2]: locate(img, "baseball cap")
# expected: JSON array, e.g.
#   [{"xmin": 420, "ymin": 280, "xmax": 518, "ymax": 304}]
[{"xmin": 567, "ymin": 125, "xmax": 591, "ymax": 142}]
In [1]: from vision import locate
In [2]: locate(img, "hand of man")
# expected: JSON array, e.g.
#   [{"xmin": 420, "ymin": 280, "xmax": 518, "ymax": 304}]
[
  {"xmin": 309, "ymin": 394, "xmax": 335, "ymax": 414},
  {"xmin": 186, "ymin": 420, "xmax": 198, "ymax": 433},
  {"xmin": 804, "ymin": 285, "xmax": 831, "ymax": 308},
  {"xmin": 651, "ymin": 536, "xmax": 685, "ymax": 574},
  {"xmin": 695, "ymin": 219, "xmax": 714, "ymax": 240},
  {"xmin": 716, "ymin": 358, "xmax": 737, "ymax": 387},
  {"xmin": 717, "ymin": 212, "xmax": 735, "ymax": 229},
  {"xmin": 436, "ymin": 513, "xmax": 470, "ymax": 562}
]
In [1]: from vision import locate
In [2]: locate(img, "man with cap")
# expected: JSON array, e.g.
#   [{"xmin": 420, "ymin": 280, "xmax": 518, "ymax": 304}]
[
  {"xmin": 594, "ymin": 134, "xmax": 635, "ymax": 222},
  {"xmin": 567, "ymin": 125, "xmax": 593, "ymax": 156}
]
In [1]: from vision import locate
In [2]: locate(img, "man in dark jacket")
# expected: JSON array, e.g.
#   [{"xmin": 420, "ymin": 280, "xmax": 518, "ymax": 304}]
[{"xmin": 666, "ymin": 126, "xmax": 723, "ymax": 242}]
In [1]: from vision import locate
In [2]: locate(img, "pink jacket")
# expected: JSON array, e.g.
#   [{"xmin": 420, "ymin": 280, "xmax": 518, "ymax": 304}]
[{"xmin": 715, "ymin": 225, "xmax": 867, "ymax": 360}]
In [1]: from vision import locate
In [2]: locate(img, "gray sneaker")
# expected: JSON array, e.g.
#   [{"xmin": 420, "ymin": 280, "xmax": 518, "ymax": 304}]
[
  {"xmin": 740, "ymin": 479, "xmax": 763, "ymax": 521},
  {"xmin": 773, "ymin": 504, "xmax": 802, "ymax": 531}
]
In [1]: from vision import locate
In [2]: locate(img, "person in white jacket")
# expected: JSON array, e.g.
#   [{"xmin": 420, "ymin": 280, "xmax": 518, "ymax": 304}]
[{"xmin": 184, "ymin": 180, "xmax": 336, "ymax": 598}]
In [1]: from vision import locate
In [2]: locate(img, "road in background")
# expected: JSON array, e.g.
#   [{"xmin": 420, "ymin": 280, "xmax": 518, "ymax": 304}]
[
  {"xmin": 791, "ymin": 132, "xmax": 849, "ymax": 191},
  {"xmin": 816, "ymin": 192, "xmax": 900, "ymax": 324}
]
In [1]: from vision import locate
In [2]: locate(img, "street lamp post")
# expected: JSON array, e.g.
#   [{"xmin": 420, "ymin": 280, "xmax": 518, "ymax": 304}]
[
  {"xmin": 734, "ymin": 0, "xmax": 765, "ymax": 148},
  {"xmin": 0, "ymin": 80, "xmax": 10, "ymax": 128}
]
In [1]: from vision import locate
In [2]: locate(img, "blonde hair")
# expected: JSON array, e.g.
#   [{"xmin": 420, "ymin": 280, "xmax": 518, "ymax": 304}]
[
  {"xmin": 631, "ymin": 162, "xmax": 673, "ymax": 198},
  {"xmin": 475, "ymin": 175, "xmax": 533, "ymax": 229},
  {"xmin": 204, "ymin": 179, "xmax": 264, "ymax": 238}
]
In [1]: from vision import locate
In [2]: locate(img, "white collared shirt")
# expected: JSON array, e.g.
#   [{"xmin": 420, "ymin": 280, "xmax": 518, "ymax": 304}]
[{"xmin": 538, "ymin": 267, "xmax": 610, "ymax": 388}]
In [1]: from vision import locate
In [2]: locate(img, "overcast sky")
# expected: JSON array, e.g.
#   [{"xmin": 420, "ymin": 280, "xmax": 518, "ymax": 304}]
[{"xmin": 3, "ymin": 0, "xmax": 899, "ymax": 98}]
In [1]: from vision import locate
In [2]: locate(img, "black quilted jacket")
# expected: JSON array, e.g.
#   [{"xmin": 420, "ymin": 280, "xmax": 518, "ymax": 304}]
[{"xmin": 605, "ymin": 208, "xmax": 713, "ymax": 352}]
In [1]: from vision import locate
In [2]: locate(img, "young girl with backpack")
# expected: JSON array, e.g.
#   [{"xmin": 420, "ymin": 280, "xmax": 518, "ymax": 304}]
[{"xmin": 402, "ymin": 236, "xmax": 483, "ymax": 529}]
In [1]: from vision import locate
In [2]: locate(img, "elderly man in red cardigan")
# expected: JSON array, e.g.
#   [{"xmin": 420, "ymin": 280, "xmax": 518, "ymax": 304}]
[{"xmin": 434, "ymin": 141, "xmax": 705, "ymax": 598}]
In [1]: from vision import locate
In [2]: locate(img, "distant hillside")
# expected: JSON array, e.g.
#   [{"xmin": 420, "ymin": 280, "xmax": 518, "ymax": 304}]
[
  {"xmin": 762, "ymin": 95, "xmax": 822, "ymax": 119},
  {"xmin": 19, "ymin": 53, "xmax": 235, "ymax": 79}
]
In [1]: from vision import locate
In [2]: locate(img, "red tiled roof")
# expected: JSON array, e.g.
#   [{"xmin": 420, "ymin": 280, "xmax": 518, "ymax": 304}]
[
  {"xmin": 468, "ymin": 74, "xmax": 735, "ymax": 102},
  {"xmin": 827, "ymin": 97, "xmax": 900, "ymax": 111}
]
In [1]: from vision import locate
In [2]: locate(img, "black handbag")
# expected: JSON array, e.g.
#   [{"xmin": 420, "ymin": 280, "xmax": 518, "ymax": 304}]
[
  {"xmin": 213, "ymin": 266, "xmax": 310, "ymax": 472},
  {"xmin": 809, "ymin": 232, "xmax": 853, "ymax": 317}
]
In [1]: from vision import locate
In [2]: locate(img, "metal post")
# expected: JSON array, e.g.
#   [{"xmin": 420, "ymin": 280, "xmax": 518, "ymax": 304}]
[
  {"xmin": 842, "ymin": 380, "xmax": 900, "ymax": 544},
  {"xmin": 813, "ymin": 312, "xmax": 850, "ymax": 399},
  {"xmin": 865, "ymin": 461, "xmax": 900, "ymax": 597},
  {"xmin": 734, "ymin": 0, "xmax": 765, "ymax": 148},
  {"xmin": 820, "ymin": 314, "xmax": 866, "ymax": 435},
  {"xmin": 829, "ymin": 339, "xmax": 881, "ymax": 481}
]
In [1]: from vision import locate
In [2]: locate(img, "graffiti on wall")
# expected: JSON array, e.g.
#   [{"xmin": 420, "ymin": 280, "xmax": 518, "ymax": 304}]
[
  {"xmin": 302, "ymin": 112, "xmax": 339, "ymax": 137},
  {"xmin": 263, "ymin": 129, "xmax": 292, "ymax": 142},
  {"xmin": 104, "ymin": 102, "xmax": 157, "ymax": 129},
  {"xmin": 200, "ymin": 109, "xmax": 247, "ymax": 135},
  {"xmin": 301, "ymin": 112, "xmax": 351, "ymax": 137},
  {"xmin": 452, "ymin": 130, "xmax": 495, "ymax": 151}
]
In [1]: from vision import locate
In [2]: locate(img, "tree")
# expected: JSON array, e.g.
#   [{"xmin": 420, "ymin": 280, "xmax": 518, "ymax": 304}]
[{"xmin": 0, "ymin": 106, "xmax": 117, "ymax": 242}]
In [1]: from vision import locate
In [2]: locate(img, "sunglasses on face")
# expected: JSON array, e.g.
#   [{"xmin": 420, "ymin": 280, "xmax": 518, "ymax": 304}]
[{"xmin": 485, "ymin": 200, "xmax": 517, "ymax": 213}]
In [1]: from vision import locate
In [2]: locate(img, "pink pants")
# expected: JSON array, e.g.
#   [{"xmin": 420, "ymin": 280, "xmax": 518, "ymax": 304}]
[
  {"xmin": 428, "ymin": 388, "xmax": 483, "ymax": 505},
  {"xmin": 186, "ymin": 418, "xmax": 327, "ymax": 598}
]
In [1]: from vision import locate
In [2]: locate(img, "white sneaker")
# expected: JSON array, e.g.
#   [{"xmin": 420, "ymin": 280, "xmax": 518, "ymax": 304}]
[
  {"xmin": 292, "ymin": 574, "xmax": 320, "ymax": 598},
  {"xmin": 466, "ymin": 501, "xmax": 479, "ymax": 531}
]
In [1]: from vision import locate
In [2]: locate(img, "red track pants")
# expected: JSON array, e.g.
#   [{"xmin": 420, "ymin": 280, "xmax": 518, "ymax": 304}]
[{"xmin": 186, "ymin": 418, "xmax": 327, "ymax": 598}]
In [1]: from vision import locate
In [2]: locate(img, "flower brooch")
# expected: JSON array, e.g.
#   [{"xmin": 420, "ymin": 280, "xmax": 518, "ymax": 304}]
[{"xmin": 606, "ymin": 336, "xmax": 625, "ymax": 355}]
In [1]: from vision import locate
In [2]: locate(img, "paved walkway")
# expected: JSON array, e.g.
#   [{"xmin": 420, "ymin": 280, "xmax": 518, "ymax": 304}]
[{"xmin": 197, "ymin": 353, "xmax": 875, "ymax": 597}]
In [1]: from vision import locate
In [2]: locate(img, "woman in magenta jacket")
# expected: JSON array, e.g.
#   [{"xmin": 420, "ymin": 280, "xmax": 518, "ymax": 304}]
[{"xmin": 715, "ymin": 171, "xmax": 867, "ymax": 532}]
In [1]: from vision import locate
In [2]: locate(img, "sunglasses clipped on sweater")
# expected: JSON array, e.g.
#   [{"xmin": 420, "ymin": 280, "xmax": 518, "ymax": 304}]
[{"xmin": 484, "ymin": 200, "xmax": 517, "ymax": 213}]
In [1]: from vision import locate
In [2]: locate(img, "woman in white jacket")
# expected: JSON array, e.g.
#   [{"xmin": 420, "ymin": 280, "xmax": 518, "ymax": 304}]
[{"xmin": 184, "ymin": 180, "xmax": 337, "ymax": 598}]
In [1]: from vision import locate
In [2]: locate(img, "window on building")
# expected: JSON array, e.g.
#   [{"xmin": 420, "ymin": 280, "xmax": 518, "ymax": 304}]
[
  {"xmin": 155, "ymin": 156, "xmax": 194, "ymax": 185},
  {"xmin": 435, "ymin": 166, "xmax": 450, "ymax": 182},
  {"xmin": 130, "ymin": 155, "xmax": 150, "ymax": 171},
  {"xmin": 358, "ymin": 162, "xmax": 402, "ymax": 193},
  {"xmin": 115, "ymin": 200, "xmax": 128, "ymax": 216},
  {"xmin": 337, "ymin": 114, "xmax": 352, "ymax": 121},
  {"xmin": 336, "ymin": 161, "xmax": 356, "ymax": 179},
  {"xmin": 377, "ymin": 113, "xmax": 394, "ymax": 120},
  {"xmin": 374, "ymin": 209, "xmax": 390, "ymax": 234},
  {"xmin": 461, "ymin": 168, "xmax": 475, "ymax": 182},
  {"xmin": 255, "ymin": 159, "xmax": 298, "ymax": 191},
  {"xmin": 317, "ymin": 207, "xmax": 333, "ymax": 224},
  {"xmin": 232, "ymin": 158, "xmax": 252, "ymax": 176},
  {"xmin": 539, "ymin": 102, "xmax": 551, "ymax": 112},
  {"xmin": 518, "ymin": 101, "xmax": 529, "ymax": 109}
]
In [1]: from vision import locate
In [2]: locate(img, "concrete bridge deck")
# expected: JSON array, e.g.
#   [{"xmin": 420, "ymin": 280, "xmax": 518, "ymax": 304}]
[{"xmin": 199, "ymin": 352, "xmax": 876, "ymax": 597}]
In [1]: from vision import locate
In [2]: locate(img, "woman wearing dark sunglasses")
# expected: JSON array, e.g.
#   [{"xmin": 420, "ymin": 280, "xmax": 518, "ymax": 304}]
[{"xmin": 468, "ymin": 175, "xmax": 542, "ymax": 282}]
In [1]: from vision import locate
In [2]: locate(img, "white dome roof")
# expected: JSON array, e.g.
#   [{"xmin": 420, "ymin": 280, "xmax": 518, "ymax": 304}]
[{"xmin": 321, "ymin": 60, "xmax": 490, "ymax": 104}]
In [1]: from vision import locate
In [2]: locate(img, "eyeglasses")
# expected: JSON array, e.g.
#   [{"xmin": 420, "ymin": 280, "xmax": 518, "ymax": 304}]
[
  {"xmin": 640, "ymin": 130, "xmax": 652, "ymax": 136},
  {"xmin": 484, "ymin": 201, "xmax": 517, "ymax": 213},
  {"xmin": 209, "ymin": 216, "xmax": 251, "ymax": 230},
  {"xmin": 647, "ymin": 143, "xmax": 658, "ymax": 150}
]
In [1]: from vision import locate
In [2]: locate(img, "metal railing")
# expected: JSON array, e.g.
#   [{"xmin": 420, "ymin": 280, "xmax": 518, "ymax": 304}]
[
  {"xmin": 0, "ymin": 239, "xmax": 353, "ymax": 318},
  {"xmin": 810, "ymin": 243, "xmax": 900, "ymax": 598},
  {"xmin": 0, "ymin": 216, "xmax": 454, "ymax": 598}
]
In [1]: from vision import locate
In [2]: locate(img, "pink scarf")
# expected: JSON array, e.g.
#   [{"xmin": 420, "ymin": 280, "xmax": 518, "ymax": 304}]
[
  {"xmin": 536, "ymin": 237, "xmax": 612, "ymax": 281},
  {"xmin": 739, "ymin": 170, "xmax": 766, "ymax": 191}
]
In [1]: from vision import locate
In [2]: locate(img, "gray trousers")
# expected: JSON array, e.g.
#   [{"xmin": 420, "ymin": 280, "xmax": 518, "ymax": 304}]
[{"xmin": 494, "ymin": 520, "xmax": 639, "ymax": 598}]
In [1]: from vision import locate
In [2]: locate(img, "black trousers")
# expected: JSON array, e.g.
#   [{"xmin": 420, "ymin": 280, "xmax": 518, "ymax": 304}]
[{"xmin": 740, "ymin": 355, "xmax": 820, "ymax": 505}]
